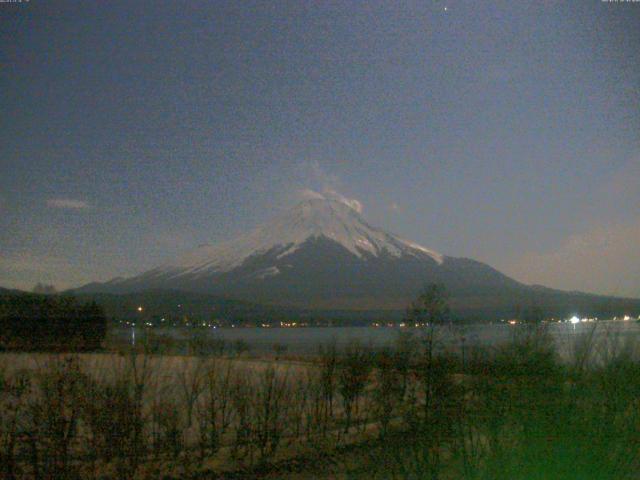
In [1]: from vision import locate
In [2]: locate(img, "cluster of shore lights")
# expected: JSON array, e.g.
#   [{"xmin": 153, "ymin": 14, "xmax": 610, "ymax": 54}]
[
  {"xmin": 276, "ymin": 321, "xmax": 310, "ymax": 327},
  {"xmin": 126, "ymin": 309, "xmax": 636, "ymax": 328},
  {"xmin": 568, "ymin": 316, "xmax": 599, "ymax": 324}
]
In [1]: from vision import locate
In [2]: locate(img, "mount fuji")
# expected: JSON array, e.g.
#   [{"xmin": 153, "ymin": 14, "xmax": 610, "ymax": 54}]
[{"xmin": 76, "ymin": 195, "xmax": 640, "ymax": 318}]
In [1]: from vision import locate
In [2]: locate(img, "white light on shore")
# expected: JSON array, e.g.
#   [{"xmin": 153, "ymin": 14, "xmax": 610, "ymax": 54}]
[{"xmin": 569, "ymin": 316, "xmax": 580, "ymax": 324}]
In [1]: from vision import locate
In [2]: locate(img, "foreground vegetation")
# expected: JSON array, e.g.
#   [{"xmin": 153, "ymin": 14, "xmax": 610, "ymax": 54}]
[{"xmin": 0, "ymin": 322, "xmax": 638, "ymax": 479}]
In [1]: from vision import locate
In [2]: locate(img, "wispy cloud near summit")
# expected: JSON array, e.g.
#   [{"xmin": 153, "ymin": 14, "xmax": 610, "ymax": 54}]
[
  {"xmin": 299, "ymin": 188, "xmax": 363, "ymax": 213},
  {"xmin": 298, "ymin": 161, "xmax": 364, "ymax": 213}
]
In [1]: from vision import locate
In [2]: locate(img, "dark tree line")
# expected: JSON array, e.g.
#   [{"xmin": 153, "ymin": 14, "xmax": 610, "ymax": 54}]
[{"xmin": 0, "ymin": 293, "xmax": 106, "ymax": 351}]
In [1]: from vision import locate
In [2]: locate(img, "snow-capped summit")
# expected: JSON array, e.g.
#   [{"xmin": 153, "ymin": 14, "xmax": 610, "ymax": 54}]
[{"xmin": 164, "ymin": 197, "xmax": 442, "ymax": 278}]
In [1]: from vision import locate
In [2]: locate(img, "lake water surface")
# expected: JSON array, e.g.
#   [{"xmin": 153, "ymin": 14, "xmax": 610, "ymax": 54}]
[{"xmin": 117, "ymin": 320, "xmax": 640, "ymax": 360}]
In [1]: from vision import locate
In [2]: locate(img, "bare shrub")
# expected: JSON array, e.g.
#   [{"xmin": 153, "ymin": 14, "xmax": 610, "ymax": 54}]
[
  {"xmin": 299, "ymin": 367, "xmax": 328, "ymax": 445},
  {"xmin": 209, "ymin": 337, "xmax": 227, "ymax": 357},
  {"xmin": 175, "ymin": 357, "xmax": 206, "ymax": 427},
  {"xmin": 338, "ymin": 341, "xmax": 372, "ymax": 434},
  {"xmin": 252, "ymin": 366, "xmax": 290, "ymax": 463},
  {"xmin": 0, "ymin": 368, "xmax": 32, "ymax": 479},
  {"xmin": 318, "ymin": 340, "xmax": 338, "ymax": 433},
  {"xmin": 27, "ymin": 356, "xmax": 89, "ymax": 478},
  {"xmin": 195, "ymin": 360, "xmax": 235, "ymax": 460},
  {"xmin": 229, "ymin": 369, "xmax": 255, "ymax": 465},
  {"xmin": 233, "ymin": 339, "xmax": 251, "ymax": 357},
  {"xmin": 272, "ymin": 343, "xmax": 288, "ymax": 360},
  {"xmin": 389, "ymin": 327, "xmax": 458, "ymax": 480},
  {"xmin": 372, "ymin": 347, "xmax": 404, "ymax": 437},
  {"xmin": 151, "ymin": 399, "xmax": 184, "ymax": 460},
  {"xmin": 84, "ymin": 349, "xmax": 153, "ymax": 479},
  {"xmin": 187, "ymin": 330, "xmax": 226, "ymax": 357},
  {"xmin": 492, "ymin": 324, "xmax": 559, "ymax": 378},
  {"xmin": 286, "ymin": 368, "xmax": 312, "ymax": 441},
  {"xmin": 143, "ymin": 331, "xmax": 178, "ymax": 355},
  {"xmin": 393, "ymin": 330, "xmax": 418, "ymax": 399}
]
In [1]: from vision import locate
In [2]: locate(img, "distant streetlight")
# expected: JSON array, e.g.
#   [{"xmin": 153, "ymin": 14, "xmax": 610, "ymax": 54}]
[
  {"xmin": 569, "ymin": 315, "xmax": 580, "ymax": 332},
  {"xmin": 137, "ymin": 306, "xmax": 143, "ymax": 312}
]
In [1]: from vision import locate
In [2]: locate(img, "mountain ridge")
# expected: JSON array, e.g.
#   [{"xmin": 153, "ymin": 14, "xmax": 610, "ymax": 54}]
[{"xmin": 73, "ymin": 197, "xmax": 640, "ymax": 319}]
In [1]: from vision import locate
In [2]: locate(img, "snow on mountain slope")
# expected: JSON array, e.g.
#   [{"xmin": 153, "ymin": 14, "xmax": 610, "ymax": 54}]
[{"xmin": 159, "ymin": 196, "xmax": 443, "ymax": 278}]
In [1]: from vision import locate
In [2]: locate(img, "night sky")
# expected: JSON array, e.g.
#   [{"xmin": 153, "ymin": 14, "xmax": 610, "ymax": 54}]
[{"xmin": 1, "ymin": 1, "xmax": 639, "ymax": 296}]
